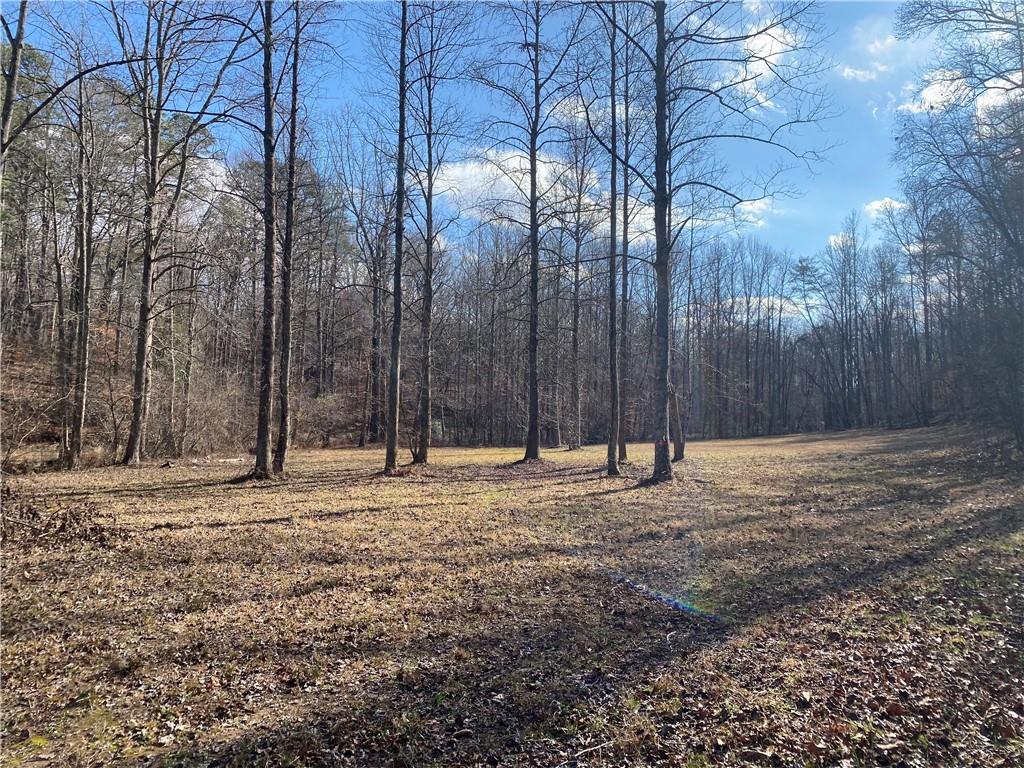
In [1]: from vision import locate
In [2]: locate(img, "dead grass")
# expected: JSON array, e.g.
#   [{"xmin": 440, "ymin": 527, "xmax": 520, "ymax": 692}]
[{"xmin": 2, "ymin": 427, "xmax": 1022, "ymax": 767}]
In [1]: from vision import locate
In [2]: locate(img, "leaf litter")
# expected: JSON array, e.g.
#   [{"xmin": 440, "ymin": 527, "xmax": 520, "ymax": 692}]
[{"xmin": 1, "ymin": 426, "xmax": 1021, "ymax": 766}]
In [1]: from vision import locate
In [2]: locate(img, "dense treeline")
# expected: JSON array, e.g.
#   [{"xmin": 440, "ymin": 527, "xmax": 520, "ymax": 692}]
[{"xmin": 1, "ymin": 0, "xmax": 1021, "ymax": 478}]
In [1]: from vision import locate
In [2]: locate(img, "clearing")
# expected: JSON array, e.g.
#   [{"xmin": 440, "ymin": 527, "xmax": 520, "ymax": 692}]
[{"xmin": 2, "ymin": 427, "xmax": 1022, "ymax": 767}]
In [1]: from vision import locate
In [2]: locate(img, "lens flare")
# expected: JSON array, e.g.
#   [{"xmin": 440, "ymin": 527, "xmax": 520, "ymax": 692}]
[{"xmin": 597, "ymin": 564, "xmax": 722, "ymax": 623}]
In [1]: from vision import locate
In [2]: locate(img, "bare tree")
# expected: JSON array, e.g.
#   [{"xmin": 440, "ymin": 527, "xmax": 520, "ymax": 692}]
[
  {"xmin": 474, "ymin": 0, "xmax": 586, "ymax": 461},
  {"xmin": 406, "ymin": 0, "xmax": 472, "ymax": 464},
  {"xmin": 253, "ymin": 0, "xmax": 278, "ymax": 478},
  {"xmin": 111, "ymin": 0, "xmax": 252, "ymax": 466},
  {"xmin": 273, "ymin": 0, "xmax": 304, "ymax": 475},
  {"xmin": 606, "ymin": 1, "xmax": 620, "ymax": 475},
  {"xmin": 584, "ymin": 0, "xmax": 825, "ymax": 481},
  {"xmin": 384, "ymin": 0, "xmax": 409, "ymax": 474},
  {"xmin": 0, "ymin": 1, "xmax": 29, "ymax": 268}
]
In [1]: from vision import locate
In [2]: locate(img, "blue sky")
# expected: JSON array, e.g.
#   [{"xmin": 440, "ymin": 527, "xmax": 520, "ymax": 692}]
[
  {"xmin": 321, "ymin": 2, "xmax": 941, "ymax": 260},
  {"xmin": 752, "ymin": 1, "xmax": 937, "ymax": 255},
  {"xmin": 23, "ymin": 1, "xmax": 940, "ymax": 261}
]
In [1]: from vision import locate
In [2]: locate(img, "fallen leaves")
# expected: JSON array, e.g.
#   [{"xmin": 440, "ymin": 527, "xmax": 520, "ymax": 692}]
[
  {"xmin": 0, "ymin": 485, "xmax": 117, "ymax": 548},
  {"xmin": 1, "ymin": 427, "xmax": 1021, "ymax": 767}
]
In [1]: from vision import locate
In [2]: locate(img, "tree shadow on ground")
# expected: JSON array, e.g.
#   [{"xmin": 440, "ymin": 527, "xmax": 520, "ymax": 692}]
[
  {"xmin": 154, "ymin": 565, "xmax": 720, "ymax": 768},
  {"xmin": 157, "ymin": 488, "xmax": 1019, "ymax": 765},
  {"xmin": 4, "ymin": 431, "xmax": 1021, "ymax": 767}
]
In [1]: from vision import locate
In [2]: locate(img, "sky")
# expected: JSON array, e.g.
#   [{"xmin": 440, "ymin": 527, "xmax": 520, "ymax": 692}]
[
  {"xmin": 754, "ymin": 0, "xmax": 937, "ymax": 256},
  {"xmin": 21, "ymin": 0, "xmax": 943, "ymax": 262},
  {"xmin": 324, "ymin": 1, "xmax": 943, "ymax": 260}
]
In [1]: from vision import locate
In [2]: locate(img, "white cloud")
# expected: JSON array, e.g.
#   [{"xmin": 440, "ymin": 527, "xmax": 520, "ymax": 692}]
[
  {"xmin": 549, "ymin": 94, "xmax": 592, "ymax": 126},
  {"xmin": 842, "ymin": 65, "xmax": 877, "ymax": 82},
  {"xmin": 435, "ymin": 157, "xmax": 496, "ymax": 210},
  {"xmin": 847, "ymin": 16, "xmax": 934, "ymax": 87},
  {"xmin": 201, "ymin": 157, "xmax": 228, "ymax": 196},
  {"xmin": 897, "ymin": 69, "xmax": 968, "ymax": 113},
  {"xmin": 736, "ymin": 198, "xmax": 774, "ymax": 228},
  {"xmin": 437, "ymin": 149, "xmax": 571, "ymax": 216},
  {"xmin": 864, "ymin": 197, "xmax": 905, "ymax": 220},
  {"xmin": 744, "ymin": 26, "xmax": 798, "ymax": 72},
  {"xmin": 975, "ymin": 70, "xmax": 1023, "ymax": 116},
  {"xmin": 851, "ymin": 17, "xmax": 931, "ymax": 66},
  {"xmin": 867, "ymin": 35, "xmax": 897, "ymax": 57},
  {"xmin": 738, "ymin": 24, "xmax": 800, "ymax": 110},
  {"xmin": 828, "ymin": 232, "xmax": 855, "ymax": 250},
  {"xmin": 841, "ymin": 63, "xmax": 888, "ymax": 82},
  {"xmin": 176, "ymin": 157, "xmax": 227, "ymax": 227}
]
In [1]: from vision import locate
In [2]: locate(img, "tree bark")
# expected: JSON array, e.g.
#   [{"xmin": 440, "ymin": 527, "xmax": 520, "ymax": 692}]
[
  {"xmin": 651, "ymin": 0, "xmax": 672, "ymax": 482},
  {"xmin": 550, "ymin": 242, "xmax": 562, "ymax": 447},
  {"xmin": 606, "ymin": 1, "xmax": 620, "ymax": 476},
  {"xmin": 273, "ymin": 0, "xmax": 301, "ymax": 475},
  {"xmin": 179, "ymin": 271, "xmax": 197, "ymax": 456},
  {"xmin": 569, "ymin": 231, "xmax": 581, "ymax": 450},
  {"xmin": 618, "ymin": 20, "xmax": 631, "ymax": 463},
  {"xmin": 68, "ymin": 84, "xmax": 93, "ymax": 469},
  {"xmin": 123, "ymin": 190, "xmax": 155, "ymax": 463},
  {"xmin": 254, "ymin": 0, "xmax": 277, "ymax": 479},
  {"xmin": 0, "ymin": 0, "xmax": 28, "ymax": 273},
  {"xmin": 523, "ymin": 1, "xmax": 542, "ymax": 461},
  {"xmin": 123, "ymin": 34, "xmax": 163, "ymax": 466},
  {"xmin": 384, "ymin": 0, "xmax": 409, "ymax": 474},
  {"xmin": 369, "ymin": 259, "xmax": 383, "ymax": 441},
  {"xmin": 415, "ymin": 28, "xmax": 437, "ymax": 464}
]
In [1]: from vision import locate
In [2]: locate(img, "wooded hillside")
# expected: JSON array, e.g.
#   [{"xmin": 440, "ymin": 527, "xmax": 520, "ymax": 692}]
[{"xmin": 2, "ymin": 0, "xmax": 1021, "ymax": 479}]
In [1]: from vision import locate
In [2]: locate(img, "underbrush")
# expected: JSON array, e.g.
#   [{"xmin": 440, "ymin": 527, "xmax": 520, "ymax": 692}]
[{"xmin": 0, "ymin": 484, "xmax": 118, "ymax": 548}]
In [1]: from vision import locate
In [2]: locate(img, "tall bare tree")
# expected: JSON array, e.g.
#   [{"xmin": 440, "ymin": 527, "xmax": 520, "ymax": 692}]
[
  {"xmin": 407, "ymin": 0, "xmax": 471, "ymax": 464},
  {"xmin": 384, "ymin": 0, "xmax": 409, "ymax": 474},
  {"xmin": 475, "ymin": 0, "xmax": 586, "ymax": 461},
  {"xmin": 273, "ymin": 0, "xmax": 304, "ymax": 475},
  {"xmin": 253, "ymin": 0, "xmax": 278, "ymax": 478},
  {"xmin": 606, "ymin": 1, "xmax": 620, "ymax": 475},
  {"xmin": 112, "ymin": 0, "xmax": 251, "ymax": 466}
]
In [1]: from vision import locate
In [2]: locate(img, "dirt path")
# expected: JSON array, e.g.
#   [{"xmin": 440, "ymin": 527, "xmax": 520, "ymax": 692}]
[{"xmin": 2, "ymin": 427, "xmax": 1022, "ymax": 766}]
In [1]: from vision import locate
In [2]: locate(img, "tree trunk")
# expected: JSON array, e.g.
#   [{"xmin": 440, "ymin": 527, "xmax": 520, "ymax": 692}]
[
  {"xmin": 179, "ymin": 272, "xmax": 197, "ymax": 456},
  {"xmin": 384, "ymin": 0, "xmax": 408, "ymax": 474},
  {"xmin": 0, "ymin": 0, "xmax": 28, "ymax": 272},
  {"xmin": 523, "ymin": 1, "xmax": 542, "ymax": 461},
  {"xmin": 651, "ymin": 0, "xmax": 672, "ymax": 482},
  {"xmin": 167, "ymin": 261, "xmax": 177, "ymax": 454},
  {"xmin": 415, "ymin": 55, "xmax": 437, "ymax": 464},
  {"xmin": 254, "ymin": 0, "xmax": 277, "ymax": 479},
  {"xmin": 415, "ymin": 231, "xmax": 433, "ymax": 462},
  {"xmin": 123, "ymin": 76, "xmax": 162, "ymax": 465},
  {"xmin": 273, "ymin": 0, "xmax": 301, "ymax": 475},
  {"xmin": 123, "ymin": 203, "xmax": 155, "ymax": 464},
  {"xmin": 68, "ymin": 95, "xmax": 92, "ymax": 469},
  {"xmin": 570, "ymin": 232, "xmax": 581, "ymax": 450},
  {"xmin": 549, "ymin": 241, "xmax": 562, "ymax": 447},
  {"xmin": 618, "ymin": 25, "xmax": 631, "ymax": 463},
  {"xmin": 359, "ymin": 343, "xmax": 369, "ymax": 447},
  {"xmin": 606, "ymin": 2, "xmax": 620, "ymax": 476},
  {"xmin": 670, "ymin": 385, "xmax": 685, "ymax": 462},
  {"xmin": 369, "ymin": 262, "xmax": 382, "ymax": 441}
]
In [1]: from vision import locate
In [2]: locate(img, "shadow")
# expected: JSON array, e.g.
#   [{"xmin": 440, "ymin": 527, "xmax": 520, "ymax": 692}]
[
  {"xmin": 146, "ymin": 485, "xmax": 1021, "ymax": 767},
  {"xmin": 55, "ymin": 475, "xmax": 246, "ymax": 502},
  {"xmin": 154, "ymin": 565, "xmax": 721, "ymax": 768},
  {"xmin": 4, "ymin": 426, "xmax": 1021, "ymax": 767},
  {"xmin": 143, "ymin": 506, "xmax": 365, "ymax": 532},
  {"xmin": 707, "ymin": 500, "xmax": 1023, "ymax": 624}
]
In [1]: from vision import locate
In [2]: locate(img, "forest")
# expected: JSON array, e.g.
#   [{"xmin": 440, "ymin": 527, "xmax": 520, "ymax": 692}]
[
  {"xmin": 1, "ymin": 1, "xmax": 1022, "ymax": 766},
  {"xmin": 1, "ymin": 0, "xmax": 1020, "ymax": 476}
]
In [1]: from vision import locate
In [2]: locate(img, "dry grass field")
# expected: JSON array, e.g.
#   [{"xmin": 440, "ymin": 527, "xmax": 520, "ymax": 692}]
[{"xmin": 2, "ymin": 427, "xmax": 1022, "ymax": 767}]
